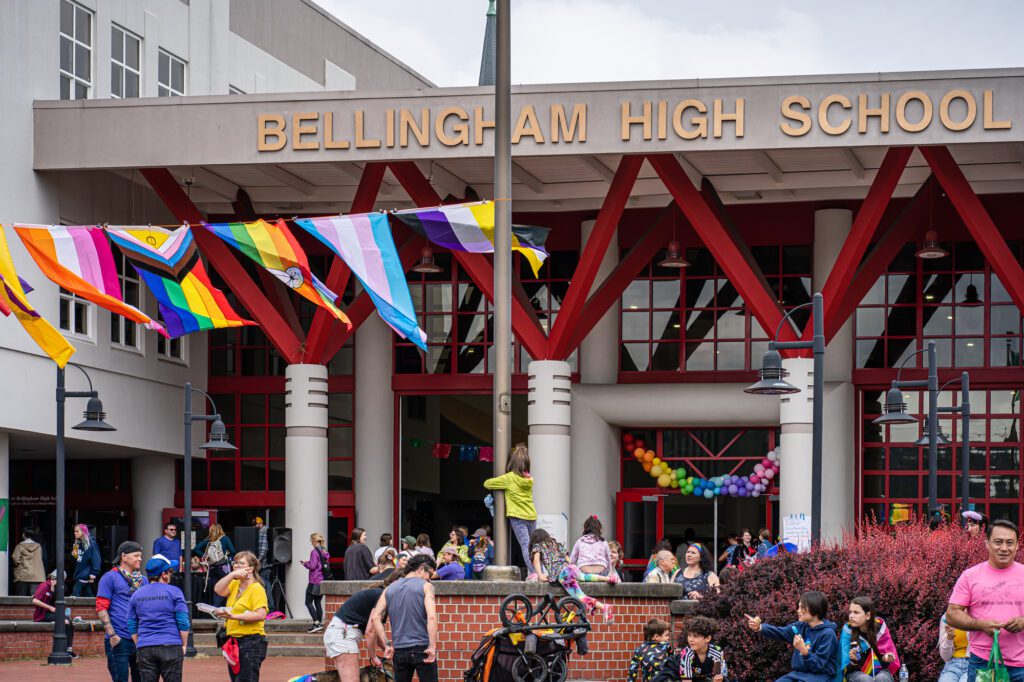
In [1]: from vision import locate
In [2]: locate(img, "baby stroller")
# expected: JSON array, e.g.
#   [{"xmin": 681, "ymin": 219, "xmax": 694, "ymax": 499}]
[{"xmin": 463, "ymin": 592, "xmax": 592, "ymax": 682}]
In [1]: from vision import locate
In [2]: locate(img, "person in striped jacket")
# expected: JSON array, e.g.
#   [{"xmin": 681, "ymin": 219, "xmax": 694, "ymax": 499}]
[{"xmin": 679, "ymin": 616, "xmax": 727, "ymax": 681}]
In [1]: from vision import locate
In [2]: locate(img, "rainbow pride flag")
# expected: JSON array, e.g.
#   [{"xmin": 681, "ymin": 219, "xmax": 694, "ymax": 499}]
[
  {"xmin": 0, "ymin": 225, "xmax": 75, "ymax": 367},
  {"xmin": 14, "ymin": 224, "xmax": 166, "ymax": 336},
  {"xmin": 390, "ymin": 201, "xmax": 550, "ymax": 276},
  {"xmin": 294, "ymin": 212, "xmax": 427, "ymax": 350},
  {"xmin": 202, "ymin": 219, "xmax": 350, "ymax": 328},
  {"xmin": 105, "ymin": 225, "xmax": 253, "ymax": 338}
]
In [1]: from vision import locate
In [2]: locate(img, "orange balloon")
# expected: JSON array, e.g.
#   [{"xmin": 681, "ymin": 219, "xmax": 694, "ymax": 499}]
[
  {"xmin": 642, "ymin": 462, "xmax": 653, "ymax": 472},
  {"xmin": 633, "ymin": 447, "xmax": 646, "ymax": 459},
  {"xmin": 643, "ymin": 451, "xmax": 654, "ymax": 463}
]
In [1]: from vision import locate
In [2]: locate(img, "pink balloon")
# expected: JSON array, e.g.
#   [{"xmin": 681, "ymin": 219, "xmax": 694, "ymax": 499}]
[
  {"xmin": 765, "ymin": 469, "xmax": 775, "ymax": 479},
  {"xmin": 762, "ymin": 458, "xmax": 772, "ymax": 468},
  {"xmin": 749, "ymin": 473, "xmax": 759, "ymax": 482}
]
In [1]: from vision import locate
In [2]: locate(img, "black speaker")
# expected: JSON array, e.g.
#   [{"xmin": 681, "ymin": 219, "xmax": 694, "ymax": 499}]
[
  {"xmin": 271, "ymin": 527, "xmax": 292, "ymax": 564},
  {"xmin": 104, "ymin": 525, "xmax": 131, "ymax": 564},
  {"xmin": 234, "ymin": 527, "xmax": 260, "ymax": 555}
]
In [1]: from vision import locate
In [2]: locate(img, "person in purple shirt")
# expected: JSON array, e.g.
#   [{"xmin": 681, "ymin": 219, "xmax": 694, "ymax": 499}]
[
  {"xmin": 434, "ymin": 546, "xmax": 464, "ymax": 580},
  {"xmin": 128, "ymin": 554, "xmax": 189, "ymax": 682},
  {"xmin": 300, "ymin": 532, "xmax": 331, "ymax": 633},
  {"xmin": 97, "ymin": 541, "xmax": 148, "ymax": 682},
  {"xmin": 152, "ymin": 523, "xmax": 182, "ymax": 565}
]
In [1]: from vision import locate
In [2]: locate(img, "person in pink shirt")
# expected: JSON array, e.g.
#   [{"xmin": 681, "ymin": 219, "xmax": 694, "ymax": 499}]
[{"xmin": 947, "ymin": 519, "xmax": 1024, "ymax": 681}]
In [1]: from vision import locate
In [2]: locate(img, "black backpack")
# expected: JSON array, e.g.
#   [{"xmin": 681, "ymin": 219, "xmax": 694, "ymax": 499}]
[{"xmin": 317, "ymin": 548, "xmax": 334, "ymax": 581}]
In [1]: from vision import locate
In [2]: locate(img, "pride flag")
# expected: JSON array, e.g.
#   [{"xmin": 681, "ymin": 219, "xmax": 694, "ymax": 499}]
[
  {"xmin": 203, "ymin": 219, "xmax": 350, "ymax": 328},
  {"xmin": 0, "ymin": 225, "xmax": 75, "ymax": 367},
  {"xmin": 105, "ymin": 225, "xmax": 253, "ymax": 338},
  {"xmin": 14, "ymin": 224, "xmax": 166, "ymax": 336},
  {"xmin": 294, "ymin": 213, "xmax": 427, "ymax": 350},
  {"xmin": 390, "ymin": 201, "xmax": 550, "ymax": 276}
]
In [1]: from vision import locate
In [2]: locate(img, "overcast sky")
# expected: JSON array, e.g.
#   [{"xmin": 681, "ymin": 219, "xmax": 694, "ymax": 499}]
[{"xmin": 318, "ymin": 0, "xmax": 1024, "ymax": 87}]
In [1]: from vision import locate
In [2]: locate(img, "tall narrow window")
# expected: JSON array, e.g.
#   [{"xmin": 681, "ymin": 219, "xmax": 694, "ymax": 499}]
[
  {"xmin": 158, "ymin": 330, "xmax": 184, "ymax": 361},
  {"xmin": 59, "ymin": 288, "xmax": 91, "ymax": 337},
  {"xmin": 157, "ymin": 50, "xmax": 186, "ymax": 97},
  {"xmin": 110, "ymin": 26, "xmax": 141, "ymax": 99},
  {"xmin": 59, "ymin": 0, "xmax": 92, "ymax": 100},
  {"xmin": 110, "ymin": 253, "xmax": 140, "ymax": 349}
]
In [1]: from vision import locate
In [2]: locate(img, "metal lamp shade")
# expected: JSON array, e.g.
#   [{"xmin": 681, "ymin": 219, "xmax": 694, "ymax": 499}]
[
  {"xmin": 914, "ymin": 431, "xmax": 952, "ymax": 447},
  {"xmin": 745, "ymin": 349, "xmax": 801, "ymax": 395},
  {"xmin": 657, "ymin": 240, "xmax": 689, "ymax": 269},
  {"xmin": 915, "ymin": 231, "xmax": 948, "ymax": 259},
  {"xmin": 873, "ymin": 386, "xmax": 918, "ymax": 425},
  {"xmin": 411, "ymin": 246, "xmax": 443, "ymax": 274},
  {"xmin": 200, "ymin": 419, "xmax": 236, "ymax": 451},
  {"xmin": 962, "ymin": 282, "xmax": 983, "ymax": 307},
  {"xmin": 72, "ymin": 397, "xmax": 116, "ymax": 431}
]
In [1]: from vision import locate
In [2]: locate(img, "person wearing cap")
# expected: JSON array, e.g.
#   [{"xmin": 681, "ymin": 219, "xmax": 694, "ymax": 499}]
[
  {"xmin": 434, "ymin": 546, "xmax": 463, "ymax": 581},
  {"xmin": 401, "ymin": 536, "xmax": 417, "ymax": 554},
  {"xmin": 128, "ymin": 554, "xmax": 189, "ymax": 682},
  {"xmin": 97, "ymin": 540, "xmax": 148, "ymax": 682},
  {"xmin": 469, "ymin": 529, "xmax": 494, "ymax": 579},
  {"xmin": 33, "ymin": 569, "xmax": 77, "ymax": 658}
]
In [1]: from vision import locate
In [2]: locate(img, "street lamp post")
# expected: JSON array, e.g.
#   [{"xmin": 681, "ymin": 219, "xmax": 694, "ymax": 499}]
[
  {"xmin": 745, "ymin": 292, "xmax": 825, "ymax": 542},
  {"xmin": 936, "ymin": 372, "xmax": 971, "ymax": 522},
  {"xmin": 182, "ymin": 382, "xmax": 235, "ymax": 657},
  {"xmin": 50, "ymin": 364, "xmax": 115, "ymax": 665}
]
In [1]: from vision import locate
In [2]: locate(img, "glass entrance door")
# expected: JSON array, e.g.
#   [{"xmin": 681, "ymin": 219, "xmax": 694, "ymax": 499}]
[{"xmin": 616, "ymin": 490, "xmax": 663, "ymax": 582}]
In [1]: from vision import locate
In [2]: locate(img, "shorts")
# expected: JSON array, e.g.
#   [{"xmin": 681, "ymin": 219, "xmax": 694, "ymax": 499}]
[{"xmin": 324, "ymin": 616, "xmax": 363, "ymax": 657}]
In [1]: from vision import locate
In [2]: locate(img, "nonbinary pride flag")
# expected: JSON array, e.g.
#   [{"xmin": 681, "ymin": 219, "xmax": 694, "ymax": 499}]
[
  {"xmin": 14, "ymin": 224, "xmax": 166, "ymax": 336},
  {"xmin": 391, "ymin": 201, "xmax": 550, "ymax": 276},
  {"xmin": 293, "ymin": 213, "xmax": 427, "ymax": 350},
  {"xmin": 0, "ymin": 225, "xmax": 75, "ymax": 367},
  {"xmin": 105, "ymin": 225, "xmax": 253, "ymax": 338},
  {"xmin": 203, "ymin": 219, "xmax": 350, "ymax": 328}
]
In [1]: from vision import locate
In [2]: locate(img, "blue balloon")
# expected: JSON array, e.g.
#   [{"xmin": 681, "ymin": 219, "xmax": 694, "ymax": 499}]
[
  {"xmin": 714, "ymin": 487, "xmax": 722, "ymax": 495},
  {"xmin": 703, "ymin": 489, "xmax": 714, "ymax": 499},
  {"xmin": 739, "ymin": 488, "xmax": 749, "ymax": 497},
  {"xmin": 745, "ymin": 481, "xmax": 754, "ymax": 490},
  {"xmin": 728, "ymin": 484, "xmax": 738, "ymax": 494}
]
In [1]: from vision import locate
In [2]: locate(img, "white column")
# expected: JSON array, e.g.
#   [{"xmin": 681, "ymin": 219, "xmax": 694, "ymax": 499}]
[
  {"xmin": 131, "ymin": 456, "xmax": 175, "ymax": 558},
  {"xmin": 0, "ymin": 431, "xmax": 9, "ymax": 595},
  {"xmin": 354, "ymin": 315, "xmax": 394, "ymax": 539},
  {"xmin": 813, "ymin": 208, "xmax": 856, "ymax": 540},
  {"xmin": 568, "ymin": 392, "xmax": 618, "ymax": 535},
  {"xmin": 528, "ymin": 361, "xmax": 572, "ymax": 545},
  {"xmin": 579, "ymin": 219, "xmax": 619, "ymax": 385},
  {"xmin": 779, "ymin": 358, "xmax": 814, "ymax": 537},
  {"xmin": 285, "ymin": 364, "xmax": 329, "ymax": 619}
]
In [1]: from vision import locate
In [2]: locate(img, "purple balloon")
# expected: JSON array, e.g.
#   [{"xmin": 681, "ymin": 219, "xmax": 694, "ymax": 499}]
[
  {"xmin": 739, "ymin": 488, "xmax": 749, "ymax": 497},
  {"xmin": 728, "ymin": 484, "xmax": 738, "ymax": 494},
  {"xmin": 752, "ymin": 490, "xmax": 761, "ymax": 497},
  {"xmin": 745, "ymin": 481, "xmax": 754, "ymax": 490}
]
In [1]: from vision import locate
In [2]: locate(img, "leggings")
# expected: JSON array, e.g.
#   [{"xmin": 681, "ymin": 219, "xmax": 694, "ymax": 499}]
[
  {"xmin": 556, "ymin": 565, "xmax": 598, "ymax": 612},
  {"xmin": 510, "ymin": 518, "xmax": 536, "ymax": 574},
  {"xmin": 305, "ymin": 584, "xmax": 323, "ymax": 622}
]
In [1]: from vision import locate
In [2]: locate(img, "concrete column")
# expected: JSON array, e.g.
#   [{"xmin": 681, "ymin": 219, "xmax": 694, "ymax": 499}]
[
  {"xmin": 779, "ymin": 358, "xmax": 813, "ymax": 539},
  {"xmin": 579, "ymin": 219, "xmax": 619, "ymax": 385},
  {"xmin": 131, "ymin": 456, "xmax": 175, "ymax": 557},
  {"xmin": 813, "ymin": 208, "xmax": 856, "ymax": 540},
  {"xmin": 0, "ymin": 432, "xmax": 9, "ymax": 595},
  {"xmin": 354, "ymin": 315, "xmax": 394, "ymax": 539},
  {"xmin": 568, "ymin": 393, "xmax": 618, "ymax": 537},
  {"xmin": 528, "ymin": 361, "xmax": 572, "ymax": 545},
  {"xmin": 285, "ymin": 364, "xmax": 329, "ymax": 619}
]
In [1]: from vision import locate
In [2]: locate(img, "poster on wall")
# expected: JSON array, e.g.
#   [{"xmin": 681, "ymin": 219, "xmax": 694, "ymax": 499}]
[
  {"xmin": 782, "ymin": 513, "xmax": 811, "ymax": 552},
  {"xmin": 0, "ymin": 499, "xmax": 8, "ymax": 550},
  {"xmin": 536, "ymin": 513, "xmax": 569, "ymax": 546}
]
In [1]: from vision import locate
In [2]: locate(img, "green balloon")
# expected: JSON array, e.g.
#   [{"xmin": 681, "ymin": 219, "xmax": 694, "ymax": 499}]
[{"xmin": 676, "ymin": 468, "xmax": 687, "ymax": 479}]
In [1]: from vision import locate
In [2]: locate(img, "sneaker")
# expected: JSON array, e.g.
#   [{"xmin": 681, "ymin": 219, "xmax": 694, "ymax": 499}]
[
  {"xmin": 67, "ymin": 649, "xmax": 79, "ymax": 659},
  {"xmin": 307, "ymin": 622, "xmax": 324, "ymax": 633}
]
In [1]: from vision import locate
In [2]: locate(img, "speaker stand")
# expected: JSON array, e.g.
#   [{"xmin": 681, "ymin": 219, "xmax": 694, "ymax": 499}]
[{"xmin": 266, "ymin": 562, "xmax": 291, "ymax": 619}]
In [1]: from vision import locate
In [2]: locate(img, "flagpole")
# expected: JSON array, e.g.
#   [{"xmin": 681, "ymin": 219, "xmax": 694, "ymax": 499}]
[{"xmin": 492, "ymin": 0, "xmax": 512, "ymax": 568}]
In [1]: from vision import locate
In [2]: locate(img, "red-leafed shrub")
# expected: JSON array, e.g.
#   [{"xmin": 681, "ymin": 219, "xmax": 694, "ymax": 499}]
[{"xmin": 689, "ymin": 520, "xmax": 1016, "ymax": 681}]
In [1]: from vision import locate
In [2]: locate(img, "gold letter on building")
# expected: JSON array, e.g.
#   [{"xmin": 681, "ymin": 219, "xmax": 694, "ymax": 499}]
[
  {"xmin": 258, "ymin": 114, "xmax": 287, "ymax": 151},
  {"xmin": 621, "ymin": 101, "xmax": 653, "ymax": 141},
  {"xmin": 780, "ymin": 96, "xmax": 811, "ymax": 136},
  {"xmin": 551, "ymin": 104, "xmax": 586, "ymax": 143},
  {"xmin": 713, "ymin": 98, "xmax": 744, "ymax": 138}
]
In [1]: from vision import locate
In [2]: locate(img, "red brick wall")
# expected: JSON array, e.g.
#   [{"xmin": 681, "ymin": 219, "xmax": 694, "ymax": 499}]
[
  {"xmin": 0, "ymin": 603, "xmax": 96, "ymax": 620},
  {"xmin": 0, "ymin": 629, "xmax": 106, "ymax": 661},
  {"xmin": 324, "ymin": 592, "xmax": 682, "ymax": 681}
]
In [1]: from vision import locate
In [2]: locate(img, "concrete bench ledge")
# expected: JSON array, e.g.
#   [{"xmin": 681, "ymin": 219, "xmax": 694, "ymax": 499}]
[
  {"xmin": 670, "ymin": 599, "xmax": 699, "ymax": 616},
  {"xmin": 321, "ymin": 579, "xmax": 683, "ymax": 598},
  {"xmin": 0, "ymin": 596, "xmax": 96, "ymax": 606},
  {"xmin": 0, "ymin": 620, "xmax": 103, "ymax": 632}
]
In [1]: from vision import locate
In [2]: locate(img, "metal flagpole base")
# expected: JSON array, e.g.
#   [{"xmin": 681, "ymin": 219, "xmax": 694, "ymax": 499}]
[{"xmin": 47, "ymin": 649, "xmax": 72, "ymax": 665}]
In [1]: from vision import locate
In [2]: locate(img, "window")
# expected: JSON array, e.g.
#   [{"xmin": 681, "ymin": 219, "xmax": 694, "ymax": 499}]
[
  {"xmin": 59, "ymin": 0, "xmax": 92, "ymax": 100},
  {"xmin": 110, "ymin": 26, "xmax": 141, "ymax": 99},
  {"xmin": 157, "ymin": 50, "xmax": 186, "ymax": 97},
  {"xmin": 110, "ymin": 253, "xmax": 140, "ymax": 349},
  {"xmin": 59, "ymin": 288, "xmax": 90, "ymax": 337},
  {"xmin": 158, "ymin": 332, "xmax": 184, "ymax": 361}
]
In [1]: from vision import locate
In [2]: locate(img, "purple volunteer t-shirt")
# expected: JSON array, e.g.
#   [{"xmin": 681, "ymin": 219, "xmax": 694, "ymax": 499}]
[
  {"xmin": 950, "ymin": 560, "xmax": 1024, "ymax": 665},
  {"xmin": 128, "ymin": 582, "xmax": 188, "ymax": 648}
]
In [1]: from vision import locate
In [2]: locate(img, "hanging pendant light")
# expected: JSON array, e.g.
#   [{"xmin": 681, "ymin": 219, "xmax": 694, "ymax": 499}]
[
  {"xmin": 657, "ymin": 211, "xmax": 689, "ymax": 268},
  {"xmin": 962, "ymin": 273, "xmax": 983, "ymax": 307},
  {"xmin": 412, "ymin": 245, "xmax": 443, "ymax": 274},
  {"xmin": 916, "ymin": 230, "xmax": 948, "ymax": 259}
]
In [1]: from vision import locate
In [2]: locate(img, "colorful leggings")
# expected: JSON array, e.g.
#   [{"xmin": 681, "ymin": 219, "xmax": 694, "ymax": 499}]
[{"xmin": 556, "ymin": 565, "xmax": 600, "ymax": 611}]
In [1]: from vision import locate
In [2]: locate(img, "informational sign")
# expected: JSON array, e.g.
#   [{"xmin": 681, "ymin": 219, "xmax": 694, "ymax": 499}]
[
  {"xmin": 782, "ymin": 513, "xmax": 812, "ymax": 553},
  {"xmin": 536, "ymin": 513, "xmax": 569, "ymax": 547},
  {"xmin": 0, "ymin": 499, "xmax": 8, "ymax": 549}
]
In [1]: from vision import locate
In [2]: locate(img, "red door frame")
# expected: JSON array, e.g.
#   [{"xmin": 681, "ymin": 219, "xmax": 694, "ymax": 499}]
[{"xmin": 615, "ymin": 489, "xmax": 665, "ymax": 575}]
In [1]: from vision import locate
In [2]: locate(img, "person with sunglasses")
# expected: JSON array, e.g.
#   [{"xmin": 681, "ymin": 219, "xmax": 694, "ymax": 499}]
[{"xmin": 153, "ymin": 523, "xmax": 183, "ymax": 584}]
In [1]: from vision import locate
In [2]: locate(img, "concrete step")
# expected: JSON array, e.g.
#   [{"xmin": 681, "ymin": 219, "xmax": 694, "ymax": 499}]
[
  {"xmin": 194, "ymin": 632, "xmax": 324, "ymax": 646},
  {"xmin": 191, "ymin": 619, "xmax": 317, "ymax": 632},
  {"xmin": 196, "ymin": 644, "xmax": 325, "ymax": 657}
]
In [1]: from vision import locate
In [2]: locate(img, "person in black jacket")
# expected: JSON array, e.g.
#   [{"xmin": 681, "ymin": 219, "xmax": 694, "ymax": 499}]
[
  {"xmin": 324, "ymin": 568, "xmax": 405, "ymax": 682},
  {"xmin": 343, "ymin": 527, "xmax": 375, "ymax": 581}
]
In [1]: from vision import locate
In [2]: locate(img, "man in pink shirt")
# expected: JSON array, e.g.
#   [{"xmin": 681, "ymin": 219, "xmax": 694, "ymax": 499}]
[{"xmin": 947, "ymin": 519, "xmax": 1024, "ymax": 681}]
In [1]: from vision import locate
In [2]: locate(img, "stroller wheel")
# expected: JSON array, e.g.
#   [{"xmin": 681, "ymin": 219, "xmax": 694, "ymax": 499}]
[
  {"xmin": 555, "ymin": 597, "xmax": 586, "ymax": 625},
  {"xmin": 511, "ymin": 653, "xmax": 548, "ymax": 682},
  {"xmin": 547, "ymin": 655, "xmax": 568, "ymax": 682},
  {"xmin": 500, "ymin": 594, "xmax": 534, "ymax": 627}
]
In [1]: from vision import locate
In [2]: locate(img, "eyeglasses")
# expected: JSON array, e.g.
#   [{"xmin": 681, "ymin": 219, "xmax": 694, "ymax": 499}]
[
  {"xmin": 231, "ymin": 561, "xmax": 250, "ymax": 567},
  {"xmin": 166, "ymin": 528, "xmax": 177, "ymax": 532}
]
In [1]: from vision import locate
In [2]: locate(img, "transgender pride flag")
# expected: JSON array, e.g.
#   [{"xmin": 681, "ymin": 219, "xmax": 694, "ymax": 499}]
[{"xmin": 293, "ymin": 213, "xmax": 427, "ymax": 350}]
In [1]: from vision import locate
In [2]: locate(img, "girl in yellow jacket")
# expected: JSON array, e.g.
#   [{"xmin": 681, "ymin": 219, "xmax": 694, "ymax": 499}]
[{"xmin": 484, "ymin": 443, "xmax": 536, "ymax": 573}]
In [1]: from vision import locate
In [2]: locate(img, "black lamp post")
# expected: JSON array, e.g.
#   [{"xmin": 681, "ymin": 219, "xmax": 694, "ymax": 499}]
[
  {"xmin": 746, "ymin": 292, "xmax": 825, "ymax": 542},
  {"xmin": 872, "ymin": 340, "xmax": 941, "ymax": 518},
  {"xmin": 50, "ymin": 364, "xmax": 115, "ymax": 665},
  {"xmin": 182, "ymin": 382, "xmax": 235, "ymax": 657},
  {"xmin": 935, "ymin": 372, "xmax": 972, "ymax": 524}
]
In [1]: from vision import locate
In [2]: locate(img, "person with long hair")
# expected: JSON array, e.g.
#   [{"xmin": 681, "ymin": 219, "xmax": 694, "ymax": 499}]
[
  {"xmin": 938, "ymin": 613, "xmax": 969, "ymax": 682},
  {"xmin": 374, "ymin": 533, "xmax": 394, "ymax": 563},
  {"xmin": 570, "ymin": 515, "xmax": 613, "ymax": 576},
  {"xmin": 343, "ymin": 528, "xmax": 374, "ymax": 581},
  {"xmin": 71, "ymin": 523, "xmax": 101, "ymax": 597},
  {"xmin": 530, "ymin": 528, "xmax": 616, "ymax": 622},
  {"xmin": 439, "ymin": 527, "xmax": 470, "ymax": 569},
  {"xmin": 729, "ymin": 529, "xmax": 757, "ymax": 568},
  {"xmin": 608, "ymin": 541, "xmax": 624, "ymax": 583},
  {"xmin": 195, "ymin": 523, "xmax": 235, "ymax": 607},
  {"xmin": 414, "ymin": 533, "xmax": 435, "ymax": 558},
  {"xmin": 839, "ymin": 596, "xmax": 901, "ymax": 681},
  {"xmin": 484, "ymin": 443, "xmax": 537, "ymax": 574},
  {"xmin": 214, "ymin": 550, "xmax": 268, "ymax": 682},
  {"xmin": 300, "ymin": 532, "xmax": 330, "ymax": 633},
  {"xmin": 325, "ymin": 567, "xmax": 407, "ymax": 682},
  {"xmin": 674, "ymin": 543, "xmax": 720, "ymax": 600}
]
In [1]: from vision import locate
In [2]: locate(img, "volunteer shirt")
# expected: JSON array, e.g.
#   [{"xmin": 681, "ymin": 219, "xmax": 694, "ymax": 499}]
[
  {"xmin": 128, "ymin": 582, "xmax": 188, "ymax": 648},
  {"xmin": 97, "ymin": 569, "xmax": 149, "ymax": 640},
  {"xmin": 950, "ymin": 560, "xmax": 1024, "ymax": 666}
]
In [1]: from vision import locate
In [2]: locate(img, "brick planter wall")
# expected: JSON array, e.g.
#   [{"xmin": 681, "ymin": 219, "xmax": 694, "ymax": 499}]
[
  {"xmin": 0, "ymin": 623, "xmax": 107, "ymax": 660},
  {"xmin": 0, "ymin": 596, "xmax": 97, "ymax": 620},
  {"xmin": 322, "ymin": 581, "xmax": 688, "ymax": 682}
]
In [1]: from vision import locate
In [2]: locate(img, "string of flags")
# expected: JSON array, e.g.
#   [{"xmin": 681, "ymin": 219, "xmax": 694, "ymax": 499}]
[
  {"xmin": 0, "ymin": 201, "xmax": 550, "ymax": 368},
  {"xmin": 408, "ymin": 438, "xmax": 494, "ymax": 462}
]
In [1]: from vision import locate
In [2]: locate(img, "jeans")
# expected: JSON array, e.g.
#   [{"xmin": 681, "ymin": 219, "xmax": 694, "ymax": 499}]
[
  {"xmin": 393, "ymin": 645, "xmax": 438, "ymax": 682},
  {"xmin": 228, "ymin": 634, "xmax": 267, "ymax": 682},
  {"xmin": 72, "ymin": 580, "xmax": 95, "ymax": 597},
  {"xmin": 305, "ymin": 583, "xmax": 323, "ymax": 622},
  {"xmin": 42, "ymin": 611, "xmax": 75, "ymax": 651},
  {"xmin": 509, "ymin": 518, "xmax": 536, "ymax": 574},
  {"xmin": 969, "ymin": 653, "xmax": 1024, "ymax": 682},
  {"xmin": 849, "ymin": 672, "xmax": 895, "ymax": 682},
  {"xmin": 105, "ymin": 637, "xmax": 140, "ymax": 682},
  {"xmin": 137, "ymin": 645, "xmax": 183, "ymax": 682},
  {"xmin": 940, "ymin": 657, "xmax": 969, "ymax": 682}
]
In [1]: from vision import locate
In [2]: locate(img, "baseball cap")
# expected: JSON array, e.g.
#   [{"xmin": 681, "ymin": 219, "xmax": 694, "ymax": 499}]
[
  {"xmin": 441, "ymin": 545, "xmax": 460, "ymax": 556},
  {"xmin": 402, "ymin": 535, "xmax": 417, "ymax": 547},
  {"xmin": 145, "ymin": 553, "xmax": 180, "ymax": 576},
  {"xmin": 48, "ymin": 569, "xmax": 66, "ymax": 580}
]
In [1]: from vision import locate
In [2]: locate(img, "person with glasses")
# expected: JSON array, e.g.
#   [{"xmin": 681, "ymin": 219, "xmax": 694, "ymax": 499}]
[
  {"xmin": 214, "ymin": 551, "xmax": 268, "ymax": 682},
  {"xmin": 153, "ymin": 523, "xmax": 183, "ymax": 585}
]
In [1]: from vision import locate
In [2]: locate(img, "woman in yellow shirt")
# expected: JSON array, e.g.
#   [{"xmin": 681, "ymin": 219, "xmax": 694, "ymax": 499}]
[
  {"xmin": 938, "ymin": 613, "xmax": 969, "ymax": 682},
  {"xmin": 215, "ymin": 550, "xmax": 269, "ymax": 681}
]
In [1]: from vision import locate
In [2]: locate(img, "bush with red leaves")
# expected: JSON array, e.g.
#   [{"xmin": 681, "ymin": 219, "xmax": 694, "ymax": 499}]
[{"xmin": 689, "ymin": 519, "xmax": 1018, "ymax": 681}]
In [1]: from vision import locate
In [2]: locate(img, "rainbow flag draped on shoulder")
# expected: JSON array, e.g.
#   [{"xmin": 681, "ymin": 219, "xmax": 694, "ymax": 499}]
[
  {"xmin": 202, "ymin": 219, "xmax": 351, "ymax": 328},
  {"xmin": 105, "ymin": 225, "xmax": 253, "ymax": 338},
  {"xmin": 294, "ymin": 212, "xmax": 427, "ymax": 350},
  {"xmin": 390, "ymin": 201, "xmax": 550, "ymax": 276}
]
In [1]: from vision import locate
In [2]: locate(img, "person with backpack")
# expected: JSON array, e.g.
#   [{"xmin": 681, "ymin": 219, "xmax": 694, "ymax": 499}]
[
  {"xmin": 300, "ymin": 532, "xmax": 331, "ymax": 633},
  {"xmin": 193, "ymin": 524, "xmax": 235, "ymax": 608}
]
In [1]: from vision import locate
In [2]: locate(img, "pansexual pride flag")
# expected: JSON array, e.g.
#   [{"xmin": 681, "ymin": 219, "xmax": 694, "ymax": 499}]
[
  {"xmin": 203, "ymin": 219, "xmax": 350, "ymax": 328},
  {"xmin": 294, "ymin": 212, "xmax": 427, "ymax": 350},
  {"xmin": 105, "ymin": 225, "xmax": 253, "ymax": 338},
  {"xmin": 390, "ymin": 201, "xmax": 550, "ymax": 276},
  {"xmin": 14, "ymin": 224, "xmax": 166, "ymax": 336}
]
